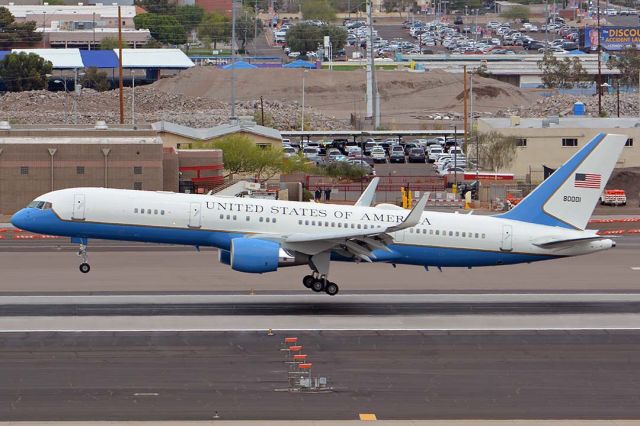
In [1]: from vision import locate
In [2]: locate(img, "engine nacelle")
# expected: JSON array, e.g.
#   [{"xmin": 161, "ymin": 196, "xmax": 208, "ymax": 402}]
[{"xmin": 230, "ymin": 238, "xmax": 279, "ymax": 273}]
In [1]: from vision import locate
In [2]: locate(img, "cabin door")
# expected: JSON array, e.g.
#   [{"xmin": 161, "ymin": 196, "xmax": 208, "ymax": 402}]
[
  {"xmin": 72, "ymin": 194, "xmax": 86, "ymax": 220},
  {"xmin": 501, "ymin": 225, "xmax": 513, "ymax": 251},
  {"xmin": 188, "ymin": 202, "xmax": 202, "ymax": 228}
]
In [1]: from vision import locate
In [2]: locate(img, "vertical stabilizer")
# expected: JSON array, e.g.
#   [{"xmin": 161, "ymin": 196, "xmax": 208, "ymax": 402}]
[{"xmin": 500, "ymin": 133, "xmax": 627, "ymax": 230}]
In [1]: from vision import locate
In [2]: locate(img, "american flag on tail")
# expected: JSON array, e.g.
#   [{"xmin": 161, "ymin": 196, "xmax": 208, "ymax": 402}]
[{"xmin": 574, "ymin": 173, "xmax": 601, "ymax": 189}]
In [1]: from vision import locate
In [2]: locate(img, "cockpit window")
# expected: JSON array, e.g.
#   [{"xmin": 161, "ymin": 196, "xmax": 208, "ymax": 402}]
[{"xmin": 27, "ymin": 201, "xmax": 52, "ymax": 210}]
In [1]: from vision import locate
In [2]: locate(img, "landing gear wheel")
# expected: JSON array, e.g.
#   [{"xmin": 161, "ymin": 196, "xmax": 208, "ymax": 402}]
[
  {"xmin": 79, "ymin": 263, "xmax": 90, "ymax": 274},
  {"xmin": 311, "ymin": 278, "xmax": 326, "ymax": 293},
  {"xmin": 302, "ymin": 275, "xmax": 315, "ymax": 288},
  {"xmin": 325, "ymin": 282, "xmax": 339, "ymax": 296}
]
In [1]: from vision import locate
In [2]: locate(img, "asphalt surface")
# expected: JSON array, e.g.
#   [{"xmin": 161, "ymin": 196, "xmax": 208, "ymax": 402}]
[
  {"xmin": 2, "ymin": 330, "xmax": 640, "ymax": 420},
  {"xmin": 0, "ymin": 236, "xmax": 638, "ymax": 294}
]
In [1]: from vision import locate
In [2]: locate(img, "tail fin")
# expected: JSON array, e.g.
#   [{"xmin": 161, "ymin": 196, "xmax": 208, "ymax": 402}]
[{"xmin": 499, "ymin": 133, "xmax": 627, "ymax": 230}]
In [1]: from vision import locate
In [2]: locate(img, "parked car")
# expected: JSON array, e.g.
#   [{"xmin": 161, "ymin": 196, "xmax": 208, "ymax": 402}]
[
  {"xmin": 427, "ymin": 145, "xmax": 443, "ymax": 162},
  {"xmin": 389, "ymin": 145, "xmax": 406, "ymax": 163},
  {"xmin": 370, "ymin": 147, "xmax": 388, "ymax": 163},
  {"xmin": 438, "ymin": 166, "xmax": 466, "ymax": 177},
  {"xmin": 347, "ymin": 159, "xmax": 374, "ymax": 175},
  {"xmin": 283, "ymin": 146, "xmax": 297, "ymax": 158},
  {"xmin": 408, "ymin": 147, "xmax": 426, "ymax": 163}
]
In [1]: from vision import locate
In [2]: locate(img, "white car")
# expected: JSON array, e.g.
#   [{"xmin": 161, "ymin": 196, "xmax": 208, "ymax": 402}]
[
  {"xmin": 370, "ymin": 147, "xmax": 387, "ymax": 163},
  {"xmin": 283, "ymin": 146, "xmax": 297, "ymax": 158},
  {"xmin": 438, "ymin": 166, "xmax": 465, "ymax": 177}
]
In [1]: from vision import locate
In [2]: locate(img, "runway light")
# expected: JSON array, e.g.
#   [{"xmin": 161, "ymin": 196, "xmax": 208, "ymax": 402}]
[{"xmin": 267, "ymin": 328, "xmax": 274, "ymax": 336}]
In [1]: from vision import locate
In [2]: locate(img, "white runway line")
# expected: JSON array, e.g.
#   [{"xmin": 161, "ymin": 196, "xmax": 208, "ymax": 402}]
[
  {"xmin": 631, "ymin": 267, "xmax": 640, "ymax": 271},
  {"xmin": 3, "ymin": 314, "xmax": 640, "ymax": 332}
]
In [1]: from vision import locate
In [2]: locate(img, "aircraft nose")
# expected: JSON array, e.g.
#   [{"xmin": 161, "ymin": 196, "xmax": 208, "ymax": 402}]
[{"xmin": 10, "ymin": 209, "xmax": 32, "ymax": 231}]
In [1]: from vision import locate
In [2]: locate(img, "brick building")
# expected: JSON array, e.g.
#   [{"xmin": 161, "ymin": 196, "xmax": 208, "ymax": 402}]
[{"xmin": 0, "ymin": 123, "xmax": 223, "ymax": 215}]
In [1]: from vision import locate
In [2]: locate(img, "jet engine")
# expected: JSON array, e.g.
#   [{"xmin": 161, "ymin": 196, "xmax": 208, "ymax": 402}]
[{"xmin": 227, "ymin": 238, "xmax": 309, "ymax": 273}]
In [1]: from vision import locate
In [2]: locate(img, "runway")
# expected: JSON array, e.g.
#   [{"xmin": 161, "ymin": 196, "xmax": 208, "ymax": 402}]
[
  {"xmin": 0, "ymin": 233, "xmax": 638, "ymax": 421},
  {"xmin": 0, "ymin": 236, "xmax": 639, "ymax": 294},
  {"xmin": 2, "ymin": 330, "xmax": 640, "ymax": 420}
]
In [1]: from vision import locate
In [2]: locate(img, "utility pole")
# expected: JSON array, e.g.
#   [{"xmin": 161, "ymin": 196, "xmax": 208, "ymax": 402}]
[
  {"xmin": 231, "ymin": 0, "xmax": 237, "ymax": 121},
  {"xmin": 260, "ymin": 96, "xmax": 265, "ymax": 125},
  {"xmin": 365, "ymin": 0, "xmax": 373, "ymax": 122},
  {"xmin": 118, "ymin": 6, "xmax": 124, "ymax": 125},
  {"xmin": 463, "ymin": 65, "xmax": 468, "ymax": 148},
  {"xmin": 597, "ymin": 0, "xmax": 602, "ymax": 116},
  {"xmin": 367, "ymin": 0, "xmax": 379, "ymax": 129}
]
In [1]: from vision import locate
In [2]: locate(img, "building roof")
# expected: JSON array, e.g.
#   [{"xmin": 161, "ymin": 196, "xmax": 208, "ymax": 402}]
[
  {"xmin": 4, "ymin": 4, "xmax": 137, "ymax": 18},
  {"xmin": 13, "ymin": 48, "xmax": 85, "ymax": 68},
  {"xmin": 3, "ymin": 48, "xmax": 193, "ymax": 69},
  {"xmin": 479, "ymin": 117, "xmax": 640, "ymax": 129},
  {"xmin": 0, "ymin": 137, "xmax": 161, "ymax": 145},
  {"xmin": 79, "ymin": 49, "xmax": 119, "ymax": 68},
  {"xmin": 114, "ymin": 48, "xmax": 194, "ymax": 69},
  {"xmin": 153, "ymin": 120, "xmax": 282, "ymax": 141}
]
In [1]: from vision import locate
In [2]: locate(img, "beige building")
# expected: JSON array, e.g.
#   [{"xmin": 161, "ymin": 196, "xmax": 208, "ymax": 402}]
[
  {"xmin": 0, "ymin": 123, "xmax": 223, "ymax": 215},
  {"xmin": 476, "ymin": 117, "xmax": 640, "ymax": 182},
  {"xmin": 153, "ymin": 118, "xmax": 283, "ymax": 150}
]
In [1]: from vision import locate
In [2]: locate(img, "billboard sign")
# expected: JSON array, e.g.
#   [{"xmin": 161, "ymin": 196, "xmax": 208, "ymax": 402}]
[{"xmin": 585, "ymin": 26, "xmax": 640, "ymax": 51}]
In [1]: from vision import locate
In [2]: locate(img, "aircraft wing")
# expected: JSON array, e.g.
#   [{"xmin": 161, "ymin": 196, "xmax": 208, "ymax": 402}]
[{"xmin": 279, "ymin": 194, "xmax": 429, "ymax": 261}]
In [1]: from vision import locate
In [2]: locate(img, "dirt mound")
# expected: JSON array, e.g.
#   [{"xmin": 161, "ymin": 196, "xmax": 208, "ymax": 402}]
[
  {"xmin": 607, "ymin": 167, "xmax": 640, "ymax": 202},
  {"xmin": 151, "ymin": 67, "xmax": 538, "ymax": 126}
]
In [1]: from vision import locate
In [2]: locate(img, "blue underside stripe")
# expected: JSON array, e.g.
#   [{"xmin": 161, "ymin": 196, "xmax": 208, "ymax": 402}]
[
  {"xmin": 16, "ymin": 209, "xmax": 554, "ymax": 268},
  {"xmin": 498, "ymin": 132, "xmax": 606, "ymax": 229}
]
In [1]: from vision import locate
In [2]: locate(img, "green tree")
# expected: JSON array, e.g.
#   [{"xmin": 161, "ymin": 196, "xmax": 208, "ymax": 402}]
[
  {"xmin": 134, "ymin": 13, "xmax": 187, "ymax": 45},
  {"xmin": 475, "ymin": 131, "xmax": 517, "ymax": 172},
  {"xmin": 608, "ymin": 46, "xmax": 640, "ymax": 88},
  {"xmin": 537, "ymin": 50, "xmax": 590, "ymax": 89},
  {"xmin": 301, "ymin": 0, "xmax": 336, "ymax": 22},
  {"xmin": 0, "ymin": 7, "xmax": 42, "ymax": 48},
  {"xmin": 235, "ymin": 7, "xmax": 259, "ymax": 52},
  {"xmin": 176, "ymin": 5, "xmax": 205, "ymax": 32},
  {"xmin": 0, "ymin": 52, "xmax": 52, "ymax": 92},
  {"xmin": 99, "ymin": 37, "xmax": 120, "ymax": 50},
  {"xmin": 321, "ymin": 162, "xmax": 367, "ymax": 180},
  {"xmin": 197, "ymin": 12, "xmax": 230, "ymax": 49},
  {"xmin": 322, "ymin": 24, "xmax": 347, "ymax": 50},
  {"xmin": 286, "ymin": 23, "xmax": 323, "ymax": 55},
  {"xmin": 500, "ymin": 5, "xmax": 530, "ymax": 21},
  {"xmin": 80, "ymin": 67, "xmax": 110, "ymax": 92},
  {"xmin": 45, "ymin": 0, "xmax": 66, "ymax": 5},
  {"xmin": 135, "ymin": 0, "xmax": 176, "ymax": 14}
]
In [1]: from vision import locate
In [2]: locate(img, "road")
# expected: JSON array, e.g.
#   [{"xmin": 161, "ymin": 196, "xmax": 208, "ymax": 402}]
[{"xmin": 1, "ymin": 330, "xmax": 640, "ymax": 420}]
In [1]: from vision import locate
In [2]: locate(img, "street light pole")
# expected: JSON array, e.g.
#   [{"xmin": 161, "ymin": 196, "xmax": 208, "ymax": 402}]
[{"xmin": 230, "ymin": 0, "xmax": 238, "ymax": 121}]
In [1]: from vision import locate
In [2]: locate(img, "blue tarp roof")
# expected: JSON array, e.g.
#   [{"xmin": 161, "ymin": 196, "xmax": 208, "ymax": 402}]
[
  {"xmin": 283, "ymin": 59, "xmax": 316, "ymax": 69},
  {"xmin": 80, "ymin": 50, "xmax": 119, "ymax": 68},
  {"xmin": 222, "ymin": 60, "xmax": 257, "ymax": 69},
  {"xmin": 0, "ymin": 51, "xmax": 9, "ymax": 61},
  {"xmin": 567, "ymin": 49, "xmax": 586, "ymax": 55}
]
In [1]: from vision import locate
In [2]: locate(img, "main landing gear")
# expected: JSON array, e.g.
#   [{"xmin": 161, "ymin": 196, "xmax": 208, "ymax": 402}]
[
  {"xmin": 302, "ymin": 274, "xmax": 339, "ymax": 296},
  {"xmin": 78, "ymin": 243, "xmax": 90, "ymax": 273},
  {"xmin": 301, "ymin": 251, "xmax": 339, "ymax": 296}
]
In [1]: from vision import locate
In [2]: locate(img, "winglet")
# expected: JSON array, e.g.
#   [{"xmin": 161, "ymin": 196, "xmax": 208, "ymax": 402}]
[
  {"xmin": 386, "ymin": 192, "xmax": 429, "ymax": 233},
  {"xmin": 354, "ymin": 177, "xmax": 379, "ymax": 207}
]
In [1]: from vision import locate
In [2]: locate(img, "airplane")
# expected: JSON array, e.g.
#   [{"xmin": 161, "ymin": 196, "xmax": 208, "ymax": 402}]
[{"xmin": 11, "ymin": 133, "xmax": 626, "ymax": 296}]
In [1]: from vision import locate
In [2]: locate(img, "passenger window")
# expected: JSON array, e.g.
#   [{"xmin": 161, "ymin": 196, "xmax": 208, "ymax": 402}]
[
  {"xmin": 351, "ymin": 224, "xmax": 355, "ymax": 229},
  {"xmin": 312, "ymin": 221, "xmax": 315, "ymax": 225},
  {"xmin": 435, "ymin": 230, "xmax": 439, "ymax": 235},
  {"xmin": 154, "ymin": 209, "xmax": 158, "ymax": 215},
  {"xmin": 134, "ymin": 208, "xmax": 138, "ymax": 213},
  {"xmin": 429, "ymin": 229, "xmax": 433, "ymax": 235},
  {"xmin": 220, "ymin": 214, "xmax": 224, "ymax": 219},
  {"xmin": 482, "ymin": 233, "xmax": 486, "ymax": 239},
  {"xmin": 247, "ymin": 216, "xmax": 251, "ymax": 221},
  {"xmin": 325, "ymin": 221, "xmax": 329, "ymax": 227},
  {"xmin": 332, "ymin": 222, "xmax": 335, "ymax": 227},
  {"xmin": 226, "ymin": 215, "xmax": 231, "ymax": 220},
  {"xmin": 423, "ymin": 229, "xmax": 427, "ymax": 234},
  {"xmin": 273, "ymin": 218, "xmax": 277, "ymax": 223},
  {"xmin": 161, "ymin": 210, "xmax": 165, "ymax": 215},
  {"xmin": 305, "ymin": 220, "xmax": 309, "ymax": 225},
  {"xmin": 455, "ymin": 231, "xmax": 459, "ymax": 237},
  {"xmin": 259, "ymin": 217, "xmax": 264, "ymax": 222},
  {"xmin": 266, "ymin": 218, "xmax": 270, "ymax": 223},
  {"xmin": 462, "ymin": 232, "xmax": 466, "ymax": 237},
  {"xmin": 338, "ymin": 223, "xmax": 342, "ymax": 228},
  {"xmin": 357, "ymin": 224, "xmax": 361, "ymax": 229},
  {"xmin": 475, "ymin": 233, "xmax": 479, "ymax": 238},
  {"xmin": 449, "ymin": 231, "xmax": 453, "ymax": 236},
  {"xmin": 364, "ymin": 224, "xmax": 368, "ymax": 229},
  {"xmin": 233, "ymin": 215, "xmax": 237, "ymax": 220},
  {"xmin": 147, "ymin": 209, "xmax": 151, "ymax": 214},
  {"xmin": 299, "ymin": 220, "xmax": 302, "ymax": 225}
]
